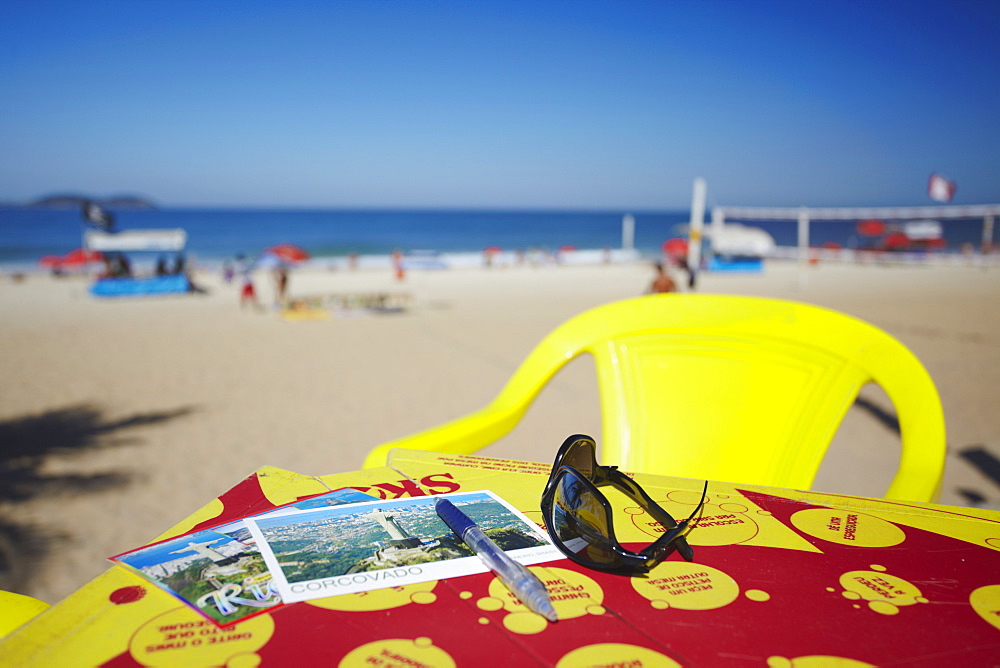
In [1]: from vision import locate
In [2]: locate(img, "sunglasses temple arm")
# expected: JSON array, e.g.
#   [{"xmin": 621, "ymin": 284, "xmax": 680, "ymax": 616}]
[
  {"xmin": 672, "ymin": 482, "xmax": 708, "ymax": 561},
  {"xmin": 685, "ymin": 481, "xmax": 709, "ymax": 526},
  {"xmin": 656, "ymin": 519, "xmax": 696, "ymax": 561},
  {"xmin": 653, "ymin": 481, "xmax": 708, "ymax": 563},
  {"xmin": 676, "ymin": 482, "xmax": 709, "ymax": 561},
  {"xmin": 676, "ymin": 536, "xmax": 695, "ymax": 562}
]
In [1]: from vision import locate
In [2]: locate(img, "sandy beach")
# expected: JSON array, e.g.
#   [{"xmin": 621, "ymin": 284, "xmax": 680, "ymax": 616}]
[{"xmin": 1, "ymin": 258, "xmax": 998, "ymax": 605}]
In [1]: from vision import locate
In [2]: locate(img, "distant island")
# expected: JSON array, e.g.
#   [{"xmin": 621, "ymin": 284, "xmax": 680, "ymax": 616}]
[{"xmin": 24, "ymin": 194, "xmax": 158, "ymax": 209}]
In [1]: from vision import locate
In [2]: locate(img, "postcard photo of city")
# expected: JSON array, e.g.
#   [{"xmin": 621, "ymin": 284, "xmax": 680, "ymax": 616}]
[{"xmin": 244, "ymin": 491, "xmax": 559, "ymax": 603}]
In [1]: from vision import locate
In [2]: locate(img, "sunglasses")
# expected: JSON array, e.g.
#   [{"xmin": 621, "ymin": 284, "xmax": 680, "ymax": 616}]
[{"xmin": 540, "ymin": 434, "xmax": 707, "ymax": 574}]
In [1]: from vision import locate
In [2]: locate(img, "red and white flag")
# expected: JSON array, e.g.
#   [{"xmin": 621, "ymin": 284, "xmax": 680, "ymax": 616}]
[{"xmin": 928, "ymin": 173, "xmax": 956, "ymax": 202}]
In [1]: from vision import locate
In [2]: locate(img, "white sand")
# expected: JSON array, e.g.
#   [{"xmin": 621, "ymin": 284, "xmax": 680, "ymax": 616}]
[{"xmin": 1, "ymin": 258, "xmax": 998, "ymax": 603}]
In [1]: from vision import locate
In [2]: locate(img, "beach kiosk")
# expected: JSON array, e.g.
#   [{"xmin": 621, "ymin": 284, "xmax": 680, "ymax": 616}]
[
  {"xmin": 85, "ymin": 228, "xmax": 191, "ymax": 297},
  {"xmin": 704, "ymin": 222, "xmax": 776, "ymax": 272}
]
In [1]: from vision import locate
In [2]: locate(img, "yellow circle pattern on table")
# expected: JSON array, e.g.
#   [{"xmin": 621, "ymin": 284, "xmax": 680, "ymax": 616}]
[
  {"xmin": 307, "ymin": 582, "xmax": 438, "ymax": 612},
  {"xmin": 502, "ymin": 611, "xmax": 549, "ymax": 635},
  {"xmin": 483, "ymin": 567, "xmax": 604, "ymax": 628},
  {"xmin": 767, "ymin": 655, "xmax": 875, "ymax": 668},
  {"xmin": 475, "ymin": 597, "xmax": 505, "ymax": 612},
  {"xmin": 664, "ymin": 488, "xmax": 708, "ymax": 506},
  {"xmin": 338, "ymin": 637, "xmax": 455, "ymax": 668},
  {"xmin": 226, "ymin": 653, "xmax": 263, "ymax": 668},
  {"xmin": 838, "ymin": 570, "xmax": 927, "ymax": 616},
  {"xmin": 791, "ymin": 509, "xmax": 906, "ymax": 547},
  {"xmin": 969, "ymin": 584, "xmax": 1000, "ymax": 631},
  {"xmin": 556, "ymin": 643, "xmax": 681, "ymax": 667},
  {"xmin": 632, "ymin": 561, "xmax": 739, "ymax": 611},
  {"xmin": 129, "ymin": 608, "xmax": 274, "ymax": 668}
]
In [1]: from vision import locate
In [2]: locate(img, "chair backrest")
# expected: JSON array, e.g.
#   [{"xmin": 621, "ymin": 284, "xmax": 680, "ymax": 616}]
[
  {"xmin": 365, "ymin": 294, "xmax": 945, "ymax": 502},
  {"xmin": 504, "ymin": 294, "xmax": 945, "ymax": 501}
]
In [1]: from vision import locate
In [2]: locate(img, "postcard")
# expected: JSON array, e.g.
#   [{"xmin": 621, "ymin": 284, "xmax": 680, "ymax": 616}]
[
  {"xmin": 111, "ymin": 487, "xmax": 378, "ymax": 626},
  {"xmin": 112, "ymin": 528, "xmax": 279, "ymax": 626},
  {"xmin": 244, "ymin": 490, "xmax": 562, "ymax": 604}
]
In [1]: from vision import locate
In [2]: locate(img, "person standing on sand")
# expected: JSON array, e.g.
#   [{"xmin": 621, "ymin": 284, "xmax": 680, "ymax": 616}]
[
  {"xmin": 676, "ymin": 258, "xmax": 697, "ymax": 289},
  {"xmin": 274, "ymin": 265, "xmax": 289, "ymax": 308},
  {"xmin": 392, "ymin": 249, "xmax": 405, "ymax": 281},
  {"xmin": 237, "ymin": 255, "xmax": 259, "ymax": 310},
  {"xmin": 648, "ymin": 262, "xmax": 678, "ymax": 294}
]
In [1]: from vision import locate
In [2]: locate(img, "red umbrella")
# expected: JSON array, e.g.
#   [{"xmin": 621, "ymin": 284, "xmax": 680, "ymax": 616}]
[
  {"xmin": 558, "ymin": 244, "xmax": 577, "ymax": 252},
  {"xmin": 483, "ymin": 246, "xmax": 502, "ymax": 256},
  {"xmin": 265, "ymin": 244, "xmax": 310, "ymax": 263},
  {"xmin": 882, "ymin": 232, "xmax": 910, "ymax": 250},
  {"xmin": 856, "ymin": 219, "xmax": 886, "ymax": 237},
  {"xmin": 661, "ymin": 238, "xmax": 688, "ymax": 258},
  {"xmin": 38, "ymin": 255, "xmax": 64, "ymax": 269},
  {"xmin": 61, "ymin": 248, "xmax": 104, "ymax": 266}
]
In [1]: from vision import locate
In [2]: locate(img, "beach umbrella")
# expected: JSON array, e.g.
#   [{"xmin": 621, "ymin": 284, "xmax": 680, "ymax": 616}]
[
  {"xmin": 559, "ymin": 245, "xmax": 577, "ymax": 252},
  {"xmin": 661, "ymin": 238, "xmax": 688, "ymax": 258},
  {"xmin": 856, "ymin": 219, "xmax": 886, "ymax": 237},
  {"xmin": 60, "ymin": 248, "xmax": 104, "ymax": 266},
  {"xmin": 38, "ymin": 255, "xmax": 64, "ymax": 269},
  {"xmin": 883, "ymin": 232, "xmax": 910, "ymax": 250},
  {"xmin": 483, "ymin": 245, "xmax": 502, "ymax": 255},
  {"xmin": 264, "ymin": 243, "xmax": 310, "ymax": 263}
]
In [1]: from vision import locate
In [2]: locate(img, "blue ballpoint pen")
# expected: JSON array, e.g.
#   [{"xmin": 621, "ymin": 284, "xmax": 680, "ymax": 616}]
[{"xmin": 435, "ymin": 498, "xmax": 558, "ymax": 622}]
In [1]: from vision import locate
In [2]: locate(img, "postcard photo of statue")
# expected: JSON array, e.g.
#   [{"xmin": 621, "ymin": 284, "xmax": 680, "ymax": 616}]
[
  {"xmin": 244, "ymin": 490, "xmax": 561, "ymax": 603},
  {"xmin": 111, "ymin": 528, "xmax": 280, "ymax": 626}
]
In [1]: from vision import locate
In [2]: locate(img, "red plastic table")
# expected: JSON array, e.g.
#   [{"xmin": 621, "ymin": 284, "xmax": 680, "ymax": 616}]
[{"xmin": 3, "ymin": 450, "xmax": 1000, "ymax": 666}]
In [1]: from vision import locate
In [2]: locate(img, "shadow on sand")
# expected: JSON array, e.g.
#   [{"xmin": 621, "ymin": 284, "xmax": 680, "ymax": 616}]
[
  {"xmin": 0, "ymin": 403, "xmax": 195, "ymax": 595},
  {"xmin": 853, "ymin": 396, "xmax": 901, "ymax": 435}
]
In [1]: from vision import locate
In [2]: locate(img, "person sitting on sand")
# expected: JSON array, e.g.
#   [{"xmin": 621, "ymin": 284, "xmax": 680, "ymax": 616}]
[{"xmin": 648, "ymin": 262, "xmax": 677, "ymax": 294}]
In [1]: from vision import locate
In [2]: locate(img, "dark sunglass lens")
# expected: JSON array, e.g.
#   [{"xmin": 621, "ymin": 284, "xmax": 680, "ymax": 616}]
[
  {"xmin": 561, "ymin": 438, "xmax": 596, "ymax": 480},
  {"xmin": 551, "ymin": 469, "xmax": 615, "ymax": 565}
]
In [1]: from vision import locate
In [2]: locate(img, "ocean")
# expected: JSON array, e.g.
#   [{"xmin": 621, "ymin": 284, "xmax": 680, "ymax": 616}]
[{"xmin": 0, "ymin": 207, "xmax": 994, "ymax": 271}]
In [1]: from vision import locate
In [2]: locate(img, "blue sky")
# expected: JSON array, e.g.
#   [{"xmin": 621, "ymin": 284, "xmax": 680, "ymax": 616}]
[{"xmin": 1, "ymin": 1, "xmax": 998, "ymax": 209}]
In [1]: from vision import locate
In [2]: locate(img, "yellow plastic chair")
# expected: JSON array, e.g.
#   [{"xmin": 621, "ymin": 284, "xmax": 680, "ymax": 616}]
[
  {"xmin": 363, "ymin": 294, "xmax": 945, "ymax": 502},
  {"xmin": 0, "ymin": 590, "xmax": 49, "ymax": 639}
]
